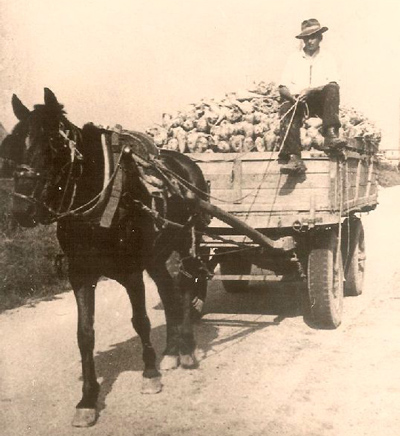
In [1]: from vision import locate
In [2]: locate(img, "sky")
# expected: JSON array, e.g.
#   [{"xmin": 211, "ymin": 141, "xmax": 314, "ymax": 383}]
[{"xmin": 1, "ymin": 0, "xmax": 399, "ymax": 148}]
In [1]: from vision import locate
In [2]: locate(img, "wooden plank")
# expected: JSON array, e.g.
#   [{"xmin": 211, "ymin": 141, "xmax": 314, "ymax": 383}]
[
  {"xmin": 204, "ymin": 171, "xmax": 331, "ymax": 190},
  {"xmin": 365, "ymin": 159, "xmax": 374, "ymax": 199},
  {"xmin": 241, "ymin": 172, "xmax": 330, "ymax": 188},
  {"xmin": 204, "ymin": 210, "xmax": 341, "ymax": 231},
  {"xmin": 208, "ymin": 189, "xmax": 331, "ymax": 212},
  {"xmin": 197, "ymin": 160, "xmax": 236, "ymax": 174},
  {"xmin": 345, "ymin": 158, "xmax": 361, "ymax": 204},
  {"xmin": 232, "ymin": 158, "xmax": 243, "ymax": 204},
  {"xmin": 191, "ymin": 148, "xmax": 374, "ymax": 163},
  {"xmin": 342, "ymin": 196, "xmax": 378, "ymax": 214},
  {"xmin": 190, "ymin": 150, "xmax": 330, "ymax": 162},
  {"xmin": 329, "ymin": 159, "xmax": 340, "ymax": 211},
  {"xmin": 240, "ymin": 159, "xmax": 330, "ymax": 174}
]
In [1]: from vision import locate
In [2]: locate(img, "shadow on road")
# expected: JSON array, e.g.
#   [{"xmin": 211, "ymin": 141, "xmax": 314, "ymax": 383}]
[
  {"xmin": 90, "ymin": 279, "xmax": 307, "ymax": 417},
  {"xmin": 204, "ymin": 280, "xmax": 305, "ymax": 317},
  {"xmin": 192, "ymin": 280, "xmax": 309, "ymax": 353},
  {"xmin": 92, "ymin": 321, "xmax": 218, "ymax": 415},
  {"xmin": 195, "ymin": 316, "xmax": 281, "ymax": 360},
  {"xmin": 92, "ymin": 323, "xmax": 168, "ymax": 413}
]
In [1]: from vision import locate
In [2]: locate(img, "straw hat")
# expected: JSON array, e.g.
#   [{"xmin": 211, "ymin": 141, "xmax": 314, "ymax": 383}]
[{"xmin": 296, "ymin": 18, "xmax": 328, "ymax": 39}]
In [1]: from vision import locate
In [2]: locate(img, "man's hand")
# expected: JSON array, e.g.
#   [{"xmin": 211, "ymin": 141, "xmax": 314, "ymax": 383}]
[
  {"xmin": 298, "ymin": 88, "xmax": 312, "ymax": 102},
  {"xmin": 278, "ymin": 85, "xmax": 296, "ymax": 103},
  {"xmin": 298, "ymin": 85, "xmax": 326, "ymax": 102}
]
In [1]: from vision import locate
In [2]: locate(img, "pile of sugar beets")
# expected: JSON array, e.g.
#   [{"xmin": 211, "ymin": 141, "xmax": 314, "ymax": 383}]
[{"xmin": 146, "ymin": 82, "xmax": 381, "ymax": 154}]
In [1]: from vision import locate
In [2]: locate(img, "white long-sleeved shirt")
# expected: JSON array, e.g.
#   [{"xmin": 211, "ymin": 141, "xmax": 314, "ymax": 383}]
[{"xmin": 280, "ymin": 48, "xmax": 340, "ymax": 95}]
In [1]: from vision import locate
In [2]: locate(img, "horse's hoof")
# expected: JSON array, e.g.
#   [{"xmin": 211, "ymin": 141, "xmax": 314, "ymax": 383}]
[
  {"xmin": 195, "ymin": 348, "xmax": 206, "ymax": 362},
  {"xmin": 72, "ymin": 408, "xmax": 97, "ymax": 427},
  {"xmin": 180, "ymin": 354, "xmax": 197, "ymax": 369},
  {"xmin": 160, "ymin": 355, "xmax": 180, "ymax": 370},
  {"xmin": 141, "ymin": 376, "xmax": 162, "ymax": 394}
]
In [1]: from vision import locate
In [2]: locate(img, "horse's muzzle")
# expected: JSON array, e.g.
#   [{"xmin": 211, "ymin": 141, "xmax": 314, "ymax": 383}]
[
  {"xmin": 12, "ymin": 194, "xmax": 39, "ymax": 227},
  {"xmin": 12, "ymin": 166, "xmax": 48, "ymax": 227}
]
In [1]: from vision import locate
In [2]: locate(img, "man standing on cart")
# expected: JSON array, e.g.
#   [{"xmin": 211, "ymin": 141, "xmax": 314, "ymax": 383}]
[{"xmin": 278, "ymin": 18, "xmax": 342, "ymax": 174}]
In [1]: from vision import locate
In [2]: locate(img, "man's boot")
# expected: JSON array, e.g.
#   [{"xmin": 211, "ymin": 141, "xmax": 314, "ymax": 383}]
[
  {"xmin": 324, "ymin": 127, "xmax": 345, "ymax": 148},
  {"xmin": 280, "ymin": 154, "xmax": 307, "ymax": 174}
]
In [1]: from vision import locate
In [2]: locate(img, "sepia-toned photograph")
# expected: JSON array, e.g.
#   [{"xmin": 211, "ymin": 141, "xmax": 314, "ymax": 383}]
[{"xmin": 1, "ymin": 0, "xmax": 399, "ymax": 434}]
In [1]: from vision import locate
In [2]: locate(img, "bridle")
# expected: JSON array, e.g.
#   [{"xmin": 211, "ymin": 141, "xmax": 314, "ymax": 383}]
[
  {"xmin": 13, "ymin": 118, "xmax": 127, "ymax": 224},
  {"xmin": 13, "ymin": 120, "xmax": 85, "ymax": 222}
]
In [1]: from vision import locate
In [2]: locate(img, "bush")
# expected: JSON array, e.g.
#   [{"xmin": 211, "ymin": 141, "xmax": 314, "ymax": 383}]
[
  {"xmin": 0, "ymin": 182, "xmax": 69, "ymax": 312},
  {"xmin": 376, "ymin": 158, "xmax": 400, "ymax": 188}
]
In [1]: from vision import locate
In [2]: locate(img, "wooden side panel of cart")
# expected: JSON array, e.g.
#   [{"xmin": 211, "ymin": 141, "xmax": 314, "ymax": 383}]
[{"xmin": 190, "ymin": 150, "xmax": 378, "ymax": 232}]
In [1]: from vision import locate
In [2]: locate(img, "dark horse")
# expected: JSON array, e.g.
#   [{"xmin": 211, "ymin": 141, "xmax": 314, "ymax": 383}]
[{"xmin": 1, "ymin": 89, "xmax": 209, "ymax": 427}]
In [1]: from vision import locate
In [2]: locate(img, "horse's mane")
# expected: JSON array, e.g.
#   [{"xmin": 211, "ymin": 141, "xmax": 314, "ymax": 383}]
[
  {"xmin": 82, "ymin": 122, "xmax": 102, "ymax": 138},
  {"xmin": 33, "ymin": 103, "xmax": 66, "ymax": 114},
  {"xmin": 71, "ymin": 122, "xmax": 107, "ymax": 208}
]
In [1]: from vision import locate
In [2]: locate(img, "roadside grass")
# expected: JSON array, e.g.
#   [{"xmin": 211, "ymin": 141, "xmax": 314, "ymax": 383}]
[{"xmin": 0, "ymin": 181, "xmax": 69, "ymax": 313}]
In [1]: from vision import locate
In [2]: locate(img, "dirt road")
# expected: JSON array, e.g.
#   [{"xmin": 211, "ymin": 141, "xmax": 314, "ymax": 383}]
[{"xmin": 1, "ymin": 186, "xmax": 400, "ymax": 436}]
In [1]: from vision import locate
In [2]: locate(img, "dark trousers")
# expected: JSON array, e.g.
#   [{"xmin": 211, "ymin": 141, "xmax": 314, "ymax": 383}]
[{"xmin": 278, "ymin": 83, "xmax": 340, "ymax": 159}]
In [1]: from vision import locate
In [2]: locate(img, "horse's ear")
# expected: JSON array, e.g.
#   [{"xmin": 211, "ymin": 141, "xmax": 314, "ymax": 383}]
[
  {"xmin": 44, "ymin": 88, "xmax": 60, "ymax": 108},
  {"xmin": 12, "ymin": 94, "xmax": 30, "ymax": 121}
]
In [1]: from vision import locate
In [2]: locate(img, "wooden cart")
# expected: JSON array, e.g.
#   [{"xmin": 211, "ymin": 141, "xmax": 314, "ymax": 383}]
[{"xmin": 188, "ymin": 142, "xmax": 378, "ymax": 329}]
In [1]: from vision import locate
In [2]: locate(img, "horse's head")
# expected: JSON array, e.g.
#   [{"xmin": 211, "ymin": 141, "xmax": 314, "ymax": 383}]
[{"xmin": 2, "ymin": 88, "xmax": 83, "ymax": 227}]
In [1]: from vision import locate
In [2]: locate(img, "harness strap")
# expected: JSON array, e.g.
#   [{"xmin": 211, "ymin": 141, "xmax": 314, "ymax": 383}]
[
  {"xmin": 99, "ymin": 155, "xmax": 123, "ymax": 227},
  {"xmin": 131, "ymin": 199, "xmax": 182, "ymax": 231}
]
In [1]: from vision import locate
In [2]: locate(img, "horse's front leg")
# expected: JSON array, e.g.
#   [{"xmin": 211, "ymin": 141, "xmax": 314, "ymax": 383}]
[
  {"xmin": 70, "ymin": 270, "xmax": 100, "ymax": 428},
  {"xmin": 118, "ymin": 271, "xmax": 162, "ymax": 394}
]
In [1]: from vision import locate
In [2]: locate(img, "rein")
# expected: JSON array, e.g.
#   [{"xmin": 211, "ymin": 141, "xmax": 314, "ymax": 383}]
[
  {"xmin": 51, "ymin": 150, "xmax": 122, "ymax": 222},
  {"xmin": 14, "ymin": 120, "xmax": 198, "ymax": 231}
]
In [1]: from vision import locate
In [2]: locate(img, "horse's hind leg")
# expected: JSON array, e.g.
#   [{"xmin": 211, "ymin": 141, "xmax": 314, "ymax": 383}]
[
  {"xmin": 70, "ymin": 271, "xmax": 100, "ymax": 427},
  {"xmin": 119, "ymin": 271, "xmax": 162, "ymax": 394},
  {"xmin": 176, "ymin": 256, "xmax": 199, "ymax": 369},
  {"xmin": 147, "ymin": 262, "xmax": 183, "ymax": 370},
  {"xmin": 148, "ymin": 253, "xmax": 199, "ymax": 370}
]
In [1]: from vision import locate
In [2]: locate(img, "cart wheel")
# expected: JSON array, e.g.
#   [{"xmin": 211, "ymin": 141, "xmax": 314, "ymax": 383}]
[
  {"xmin": 343, "ymin": 219, "xmax": 365, "ymax": 296},
  {"xmin": 307, "ymin": 228, "xmax": 344, "ymax": 329},
  {"xmin": 220, "ymin": 254, "xmax": 252, "ymax": 293}
]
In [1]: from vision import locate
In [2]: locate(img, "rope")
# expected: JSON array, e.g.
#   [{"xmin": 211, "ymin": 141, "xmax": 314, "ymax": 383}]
[
  {"xmin": 144, "ymin": 99, "xmax": 302, "ymax": 248},
  {"xmin": 44, "ymin": 99, "xmax": 302, "ymax": 241},
  {"xmin": 45, "ymin": 150, "xmax": 124, "ymax": 222},
  {"xmin": 239, "ymin": 98, "xmax": 301, "ymax": 226},
  {"xmin": 175, "ymin": 98, "xmax": 302, "ymax": 206},
  {"xmin": 276, "ymin": 98, "xmax": 300, "ymax": 155}
]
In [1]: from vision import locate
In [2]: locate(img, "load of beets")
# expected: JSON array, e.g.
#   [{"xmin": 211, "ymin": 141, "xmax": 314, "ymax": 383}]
[{"xmin": 146, "ymin": 82, "xmax": 381, "ymax": 154}]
